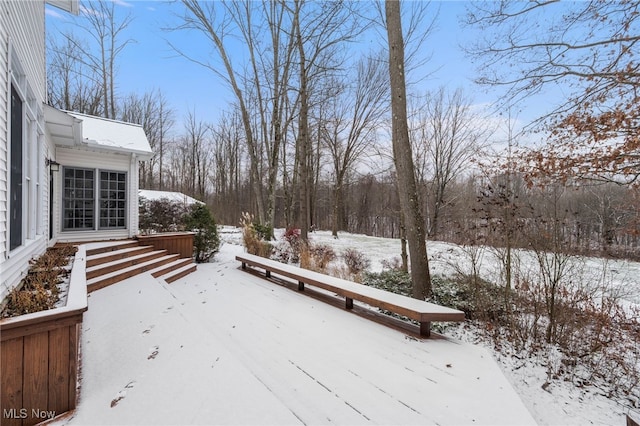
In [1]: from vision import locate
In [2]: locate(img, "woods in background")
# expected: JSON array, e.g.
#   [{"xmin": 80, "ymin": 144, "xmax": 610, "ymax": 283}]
[{"xmin": 47, "ymin": 0, "xmax": 640, "ymax": 263}]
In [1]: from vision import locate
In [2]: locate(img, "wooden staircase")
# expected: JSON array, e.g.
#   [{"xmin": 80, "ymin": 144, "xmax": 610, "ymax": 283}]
[{"xmin": 85, "ymin": 240, "xmax": 197, "ymax": 293}]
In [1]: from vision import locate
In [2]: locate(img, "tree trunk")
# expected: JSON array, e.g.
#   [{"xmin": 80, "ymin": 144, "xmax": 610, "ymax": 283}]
[
  {"xmin": 332, "ymin": 178, "xmax": 346, "ymax": 238},
  {"xmin": 386, "ymin": 0, "xmax": 431, "ymax": 299},
  {"xmin": 295, "ymin": 7, "xmax": 310, "ymax": 241},
  {"xmin": 399, "ymin": 211, "xmax": 408, "ymax": 273}
]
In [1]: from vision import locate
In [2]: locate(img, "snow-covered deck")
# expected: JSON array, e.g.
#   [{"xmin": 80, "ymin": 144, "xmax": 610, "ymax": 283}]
[{"xmin": 62, "ymin": 243, "xmax": 536, "ymax": 425}]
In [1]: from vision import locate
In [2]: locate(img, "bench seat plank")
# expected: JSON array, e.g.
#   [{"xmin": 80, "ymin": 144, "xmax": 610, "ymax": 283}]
[{"xmin": 236, "ymin": 253, "xmax": 465, "ymax": 337}]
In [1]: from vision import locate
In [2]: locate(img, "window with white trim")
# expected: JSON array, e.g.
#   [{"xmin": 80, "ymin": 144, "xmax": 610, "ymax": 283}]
[
  {"xmin": 63, "ymin": 167, "xmax": 95, "ymax": 230},
  {"xmin": 8, "ymin": 42, "xmax": 44, "ymax": 252},
  {"xmin": 99, "ymin": 170, "xmax": 126, "ymax": 228},
  {"xmin": 62, "ymin": 167, "xmax": 127, "ymax": 231},
  {"xmin": 9, "ymin": 84, "xmax": 23, "ymax": 250}
]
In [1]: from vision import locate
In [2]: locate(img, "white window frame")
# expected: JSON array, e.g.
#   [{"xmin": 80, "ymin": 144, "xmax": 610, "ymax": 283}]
[
  {"xmin": 62, "ymin": 167, "xmax": 128, "ymax": 232},
  {"xmin": 7, "ymin": 41, "xmax": 45, "ymax": 255}
]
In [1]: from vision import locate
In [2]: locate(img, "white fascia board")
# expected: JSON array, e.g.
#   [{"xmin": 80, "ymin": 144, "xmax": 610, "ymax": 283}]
[{"xmin": 46, "ymin": 0, "xmax": 79, "ymax": 15}]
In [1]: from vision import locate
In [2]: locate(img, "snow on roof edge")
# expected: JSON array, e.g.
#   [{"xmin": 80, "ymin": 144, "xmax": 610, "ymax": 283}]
[
  {"xmin": 65, "ymin": 110, "xmax": 153, "ymax": 160},
  {"xmin": 139, "ymin": 189, "xmax": 203, "ymax": 205}
]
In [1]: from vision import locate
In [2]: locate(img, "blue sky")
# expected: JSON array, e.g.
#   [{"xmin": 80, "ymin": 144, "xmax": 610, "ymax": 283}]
[{"xmin": 44, "ymin": 1, "xmax": 554, "ymax": 137}]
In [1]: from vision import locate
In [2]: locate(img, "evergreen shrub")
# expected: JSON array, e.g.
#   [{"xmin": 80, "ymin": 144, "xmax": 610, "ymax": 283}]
[{"xmin": 185, "ymin": 204, "xmax": 220, "ymax": 263}]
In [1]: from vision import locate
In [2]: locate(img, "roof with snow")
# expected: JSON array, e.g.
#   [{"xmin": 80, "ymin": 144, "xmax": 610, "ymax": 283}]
[
  {"xmin": 139, "ymin": 190, "xmax": 203, "ymax": 205},
  {"xmin": 44, "ymin": 105, "xmax": 153, "ymax": 160},
  {"xmin": 66, "ymin": 111, "xmax": 153, "ymax": 159}
]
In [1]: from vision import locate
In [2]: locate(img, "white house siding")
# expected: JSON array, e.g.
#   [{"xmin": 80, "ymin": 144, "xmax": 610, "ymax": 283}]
[
  {"xmin": 129, "ymin": 154, "xmax": 140, "ymax": 236},
  {"xmin": 0, "ymin": 1, "xmax": 48, "ymax": 302},
  {"xmin": 54, "ymin": 147, "xmax": 140, "ymax": 243},
  {"xmin": 0, "ymin": 3, "xmax": 9, "ymax": 267}
]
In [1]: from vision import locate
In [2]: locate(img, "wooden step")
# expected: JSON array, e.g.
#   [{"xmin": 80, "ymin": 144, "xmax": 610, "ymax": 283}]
[
  {"xmin": 149, "ymin": 258, "xmax": 194, "ymax": 278},
  {"xmin": 86, "ymin": 250, "xmax": 169, "ymax": 279},
  {"xmin": 87, "ymin": 254, "xmax": 181, "ymax": 293},
  {"xmin": 85, "ymin": 240, "xmax": 140, "ymax": 256},
  {"xmin": 164, "ymin": 263, "xmax": 197, "ymax": 284},
  {"xmin": 86, "ymin": 245, "xmax": 154, "ymax": 267},
  {"xmin": 149, "ymin": 257, "xmax": 198, "ymax": 284}
]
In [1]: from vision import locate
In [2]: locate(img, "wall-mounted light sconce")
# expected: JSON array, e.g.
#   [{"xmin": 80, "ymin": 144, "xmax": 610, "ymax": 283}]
[{"xmin": 46, "ymin": 158, "xmax": 60, "ymax": 172}]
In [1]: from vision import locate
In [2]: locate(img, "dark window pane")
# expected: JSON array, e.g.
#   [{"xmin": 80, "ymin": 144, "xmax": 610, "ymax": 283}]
[
  {"xmin": 98, "ymin": 170, "xmax": 126, "ymax": 229},
  {"xmin": 63, "ymin": 167, "xmax": 95, "ymax": 230}
]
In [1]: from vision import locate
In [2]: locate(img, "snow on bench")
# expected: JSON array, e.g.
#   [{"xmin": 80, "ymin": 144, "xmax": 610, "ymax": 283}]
[{"xmin": 236, "ymin": 252, "xmax": 465, "ymax": 337}]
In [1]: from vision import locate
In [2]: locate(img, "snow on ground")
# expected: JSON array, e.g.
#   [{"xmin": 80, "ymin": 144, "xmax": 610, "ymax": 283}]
[
  {"xmin": 294, "ymin": 229, "xmax": 640, "ymax": 305},
  {"xmin": 60, "ymin": 241, "xmax": 536, "ymax": 425},
  {"xmin": 220, "ymin": 227, "xmax": 639, "ymax": 425},
  {"xmin": 55, "ymin": 228, "xmax": 638, "ymax": 425}
]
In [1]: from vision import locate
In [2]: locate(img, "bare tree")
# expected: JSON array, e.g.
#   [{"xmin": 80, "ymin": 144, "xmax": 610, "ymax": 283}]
[
  {"xmin": 410, "ymin": 87, "xmax": 490, "ymax": 238},
  {"xmin": 120, "ymin": 89, "xmax": 174, "ymax": 190},
  {"xmin": 57, "ymin": 0, "xmax": 133, "ymax": 118},
  {"xmin": 465, "ymin": 1, "xmax": 640, "ymax": 184},
  {"xmin": 47, "ymin": 32, "xmax": 103, "ymax": 114},
  {"xmin": 173, "ymin": 0, "xmax": 266, "ymax": 221},
  {"xmin": 385, "ymin": 0, "xmax": 431, "ymax": 299},
  {"xmin": 291, "ymin": 0, "xmax": 363, "ymax": 240},
  {"xmin": 322, "ymin": 52, "xmax": 388, "ymax": 237},
  {"xmin": 176, "ymin": 110, "xmax": 210, "ymax": 200},
  {"xmin": 294, "ymin": 0, "xmax": 311, "ymax": 240},
  {"xmin": 257, "ymin": 0, "xmax": 296, "ymax": 230},
  {"xmin": 527, "ymin": 184, "xmax": 575, "ymax": 344},
  {"xmin": 210, "ymin": 110, "xmax": 245, "ymax": 224},
  {"xmin": 155, "ymin": 91, "xmax": 174, "ymax": 191}
]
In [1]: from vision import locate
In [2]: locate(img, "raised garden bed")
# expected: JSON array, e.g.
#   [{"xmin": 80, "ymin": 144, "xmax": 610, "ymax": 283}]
[{"xmin": 1, "ymin": 246, "xmax": 88, "ymax": 426}]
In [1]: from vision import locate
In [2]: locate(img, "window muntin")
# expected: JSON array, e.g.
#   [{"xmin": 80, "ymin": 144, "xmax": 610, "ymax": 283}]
[
  {"xmin": 62, "ymin": 167, "xmax": 127, "ymax": 231},
  {"xmin": 9, "ymin": 84, "xmax": 23, "ymax": 250},
  {"xmin": 99, "ymin": 171, "xmax": 126, "ymax": 228},
  {"xmin": 63, "ymin": 168, "xmax": 95, "ymax": 230}
]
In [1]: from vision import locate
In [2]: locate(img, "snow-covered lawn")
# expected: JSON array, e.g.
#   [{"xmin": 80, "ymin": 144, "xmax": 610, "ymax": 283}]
[
  {"xmin": 56, "ymin": 228, "xmax": 638, "ymax": 425},
  {"xmin": 285, "ymin": 229, "xmax": 640, "ymax": 304}
]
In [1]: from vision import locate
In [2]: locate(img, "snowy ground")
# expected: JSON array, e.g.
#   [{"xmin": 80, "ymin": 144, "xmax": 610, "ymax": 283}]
[
  {"xmin": 59, "ymin": 243, "xmax": 534, "ymax": 425},
  {"xmin": 221, "ymin": 227, "xmax": 640, "ymax": 425},
  {"xmin": 54, "ymin": 228, "xmax": 638, "ymax": 425},
  {"xmin": 280, "ymin": 229, "xmax": 640, "ymax": 305}
]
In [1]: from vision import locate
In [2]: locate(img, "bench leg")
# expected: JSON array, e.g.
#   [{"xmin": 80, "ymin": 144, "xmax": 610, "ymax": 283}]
[
  {"xmin": 241, "ymin": 262, "xmax": 246, "ymax": 270},
  {"xmin": 298, "ymin": 281, "xmax": 305, "ymax": 291},
  {"xmin": 345, "ymin": 297, "xmax": 353, "ymax": 310},
  {"xmin": 266, "ymin": 270, "xmax": 271, "ymax": 278},
  {"xmin": 419, "ymin": 321, "xmax": 431, "ymax": 338}
]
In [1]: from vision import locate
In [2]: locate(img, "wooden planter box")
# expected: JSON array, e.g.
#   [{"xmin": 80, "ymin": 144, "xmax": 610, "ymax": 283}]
[
  {"xmin": 136, "ymin": 232, "xmax": 195, "ymax": 259},
  {"xmin": 1, "ymin": 247, "xmax": 88, "ymax": 426}
]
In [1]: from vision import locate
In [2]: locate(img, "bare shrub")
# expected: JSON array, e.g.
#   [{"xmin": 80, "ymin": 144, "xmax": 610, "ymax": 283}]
[
  {"xmin": 299, "ymin": 242, "xmax": 336, "ymax": 273},
  {"xmin": 477, "ymin": 256, "xmax": 640, "ymax": 408},
  {"xmin": 381, "ymin": 256, "xmax": 404, "ymax": 271},
  {"xmin": 270, "ymin": 228, "xmax": 304, "ymax": 264},
  {"xmin": 239, "ymin": 212, "xmax": 272, "ymax": 257},
  {"xmin": 326, "ymin": 264, "xmax": 354, "ymax": 281},
  {"xmin": 309, "ymin": 243, "xmax": 336, "ymax": 271},
  {"xmin": 342, "ymin": 248, "xmax": 371, "ymax": 277},
  {"xmin": 270, "ymin": 240, "xmax": 294, "ymax": 264},
  {"xmin": 299, "ymin": 242, "xmax": 312, "ymax": 270}
]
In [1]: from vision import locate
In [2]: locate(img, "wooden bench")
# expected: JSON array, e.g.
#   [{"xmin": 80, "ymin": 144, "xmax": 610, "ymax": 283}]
[{"xmin": 236, "ymin": 253, "xmax": 465, "ymax": 337}]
